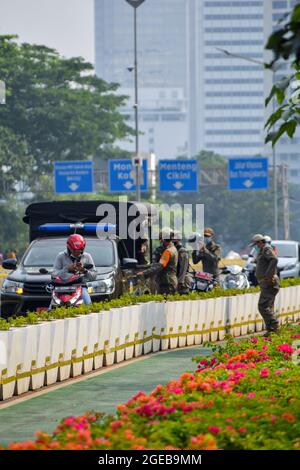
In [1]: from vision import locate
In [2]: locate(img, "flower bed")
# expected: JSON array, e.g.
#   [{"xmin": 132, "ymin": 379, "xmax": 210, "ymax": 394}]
[{"xmin": 5, "ymin": 323, "xmax": 300, "ymax": 450}]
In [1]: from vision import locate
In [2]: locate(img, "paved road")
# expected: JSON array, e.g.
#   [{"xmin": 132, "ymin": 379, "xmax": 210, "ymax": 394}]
[{"xmin": 0, "ymin": 346, "xmax": 211, "ymax": 446}]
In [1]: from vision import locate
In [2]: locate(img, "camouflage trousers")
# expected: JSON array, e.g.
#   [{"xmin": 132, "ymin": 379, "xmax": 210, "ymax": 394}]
[
  {"xmin": 157, "ymin": 283, "xmax": 177, "ymax": 295},
  {"xmin": 258, "ymin": 282, "xmax": 280, "ymax": 332}
]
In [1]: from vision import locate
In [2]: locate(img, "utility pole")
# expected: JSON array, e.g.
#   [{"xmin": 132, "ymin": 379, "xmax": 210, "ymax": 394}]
[
  {"xmin": 216, "ymin": 47, "xmax": 279, "ymax": 239},
  {"xmin": 125, "ymin": 0, "xmax": 146, "ymax": 202},
  {"xmin": 281, "ymin": 165, "xmax": 290, "ymax": 240}
]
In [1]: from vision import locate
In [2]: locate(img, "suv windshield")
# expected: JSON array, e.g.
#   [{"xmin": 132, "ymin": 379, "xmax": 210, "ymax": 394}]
[
  {"xmin": 273, "ymin": 243, "xmax": 298, "ymax": 258},
  {"xmin": 23, "ymin": 238, "xmax": 115, "ymax": 267}
]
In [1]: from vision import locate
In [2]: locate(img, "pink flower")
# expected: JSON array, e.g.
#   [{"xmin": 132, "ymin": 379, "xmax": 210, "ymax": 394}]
[
  {"xmin": 239, "ymin": 427, "xmax": 247, "ymax": 433},
  {"xmin": 208, "ymin": 426, "xmax": 221, "ymax": 434},
  {"xmin": 247, "ymin": 392, "xmax": 256, "ymax": 399},
  {"xmin": 169, "ymin": 387, "xmax": 183, "ymax": 395},
  {"xmin": 260, "ymin": 368, "xmax": 270, "ymax": 378},
  {"xmin": 250, "ymin": 337, "xmax": 258, "ymax": 344},
  {"xmin": 277, "ymin": 344, "xmax": 293, "ymax": 354}
]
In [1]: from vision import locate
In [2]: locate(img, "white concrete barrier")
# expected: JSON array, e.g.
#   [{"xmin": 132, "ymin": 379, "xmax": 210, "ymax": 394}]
[
  {"xmin": 105, "ymin": 308, "xmax": 120, "ymax": 366},
  {"xmin": 59, "ymin": 317, "xmax": 77, "ymax": 381},
  {"xmin": 124, "ymin": 305, "xmax": 140, "ymax": 361},
  {"xmin": 113, "ymin": 308, "xmax": 126, "ymax": 364},
  {"xmin": 294, "ymin": 286, "xmax": 300, "ymax": 322},
  {"xmin": 0, "ymin": 328, "xmax": 23, "ymax": 400},
  {"xmin": 16, "ymin": 325, "xmax": 37, "ymax": 395},
  {"xmin": 188, "ymin": 301, "xmax": 202, "ymax": 346},
  {"xmin": 152, "ymin": 302, "xmax": 166, "ymax": 352},
  {"xmin": 84, "ymin": 312, "xmax": 99, "ymax": 373},
  {"xmin": 165, "ymin": 301, "xmax": 179, "ymax": 350},
  {"xmin": 178, "ymin": 301, "xmax": 191, "ymax": 348},
  {"xmin": 143, "ymin": 301, "xmax": 154, "ymax": 355},
  {"xmin": 94, "ymin": 312, "xmax": 106, "ymax": 370},
  {"xmin": 31, "ymin": 322, "xmax": 51, "ymax": 390},
  {"xmin": 72, "ymin": 316, "xmax": 88, "ymax": 377},
  {"xmin": 99, "ymin": 310, "xmax": 113, "ymax": 368},
  {"xmin": 203, "ymin": 298, "xmax": 214, "ymax": 343},
  {"xmin": 213, "ymin": 297, "xmax": 227, "ymax": 342},
  {"xmin": 46, "ymin": 320, "xmax": 64, "ymax": 385}
]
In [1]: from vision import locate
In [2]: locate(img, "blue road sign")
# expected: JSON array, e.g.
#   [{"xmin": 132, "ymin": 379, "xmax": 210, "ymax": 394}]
[
  {"xmin": 159, "ymin": 160, "xmax": 198, "ymax": 192},
  {"xmin": 54, "ymin": 161, "xmax": 94, "ymax": 194},
  {"xmin": 228, "ymin": 158, "xmax": 269, "ymax": 190},
  {"xmin": 108, "ymin": 159, "xmax": 148, "ymax": 192}
]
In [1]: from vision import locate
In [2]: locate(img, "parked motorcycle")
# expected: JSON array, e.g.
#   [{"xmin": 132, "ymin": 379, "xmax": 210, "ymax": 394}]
[
  {"xmin": 190, "ymin": 271, "xmax": 218, "ymax": 292},
  {"xmin": 243, "ymin": 256, "xmax": 258, "ymax": 287},
  {"xmin": 220, "ymin": 265, "xmax": 250, "ymax": 290}
]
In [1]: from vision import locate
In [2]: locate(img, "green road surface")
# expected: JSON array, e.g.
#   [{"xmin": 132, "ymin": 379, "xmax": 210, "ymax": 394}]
[{"xmin": 0, "ymin": 346, "xmax": 211, "ymax": 446}]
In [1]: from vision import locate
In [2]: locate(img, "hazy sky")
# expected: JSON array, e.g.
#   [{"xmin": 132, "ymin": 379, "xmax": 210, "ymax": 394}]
[{"xmin": 0, "ymin": 0, "xmax": 94, "ymax": 63}]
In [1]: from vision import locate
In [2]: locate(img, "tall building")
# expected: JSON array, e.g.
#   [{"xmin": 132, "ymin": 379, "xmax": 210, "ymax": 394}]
[
  {"xmin": 192, "ymin": 0, "xmax": 268, "ymax": 159},
  {"xmin": 94, "ymin": 0, "xmax": 189, "ymax": 159},
  {"xmin": 94, "ymin": 0, "xmax": 299, "ymax": 177}
]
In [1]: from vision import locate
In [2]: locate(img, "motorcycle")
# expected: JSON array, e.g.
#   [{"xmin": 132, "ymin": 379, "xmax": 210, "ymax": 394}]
[
  {"xmin": 243, "ymin": 256, "xmax": 258, "ymax": 287},
  {"xmin": 190, "ymin": 271, "xmax": 218, "ymax": 292},
  {"xmin": 47, "ymin": 263, "xmax": 94, "ymax": 309},
  {"xmin": 220, "ymin": 265, "xmax": 250, "ymax": 290}
]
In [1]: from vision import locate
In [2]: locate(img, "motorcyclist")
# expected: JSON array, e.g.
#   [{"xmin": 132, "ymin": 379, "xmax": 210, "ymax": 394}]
[
  {"xmin": 189, "ymin": 227, "xmax": 221, "ymax": 280},
  {"xmin": 264, "ymin": 235, "xmax": 278, "ymax": 256},
  {"xmin": 173, "ymin": 231, "xmax": 192, "ymax": 294},
  {"xmin": 52, "ymin": 234, "xmax": 97, "ymax": 305}
]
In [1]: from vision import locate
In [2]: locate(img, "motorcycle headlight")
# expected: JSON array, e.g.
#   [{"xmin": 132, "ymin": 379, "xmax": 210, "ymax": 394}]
[
  {"xmin": 87, "ymin": 276, "xmax": 115, "ymax": 294},
  {"xmin": 2, "ymin": 280, "xmax": 24, "ymax": 295}
]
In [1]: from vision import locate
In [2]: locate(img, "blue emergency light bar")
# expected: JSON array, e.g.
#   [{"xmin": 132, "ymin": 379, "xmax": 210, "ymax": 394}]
[{"xmin": 38, "ymin": 223, "xmax": 116, "ymax": 234}]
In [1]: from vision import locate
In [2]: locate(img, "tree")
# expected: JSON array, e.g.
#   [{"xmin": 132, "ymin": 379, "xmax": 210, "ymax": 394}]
[
  {"xmin": 196, "ymin": 150, "xmax": 226, "ymax": 169},
  {"xmin": 265, "ymin": 4, "xmax": 300, "ymax": 146},
  {"xmin": 0, "ymin": 35, "xmax": 134, "ymax": 185},
  {"xmin": 0, "ymin": 126, "xmax": 34, "ymax": 196}
]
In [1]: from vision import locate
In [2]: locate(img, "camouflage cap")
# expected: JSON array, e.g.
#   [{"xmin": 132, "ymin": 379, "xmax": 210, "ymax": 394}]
[
  {"xmin": 249, "ymin": 233, "xmax": 265, "ymax": 246},
  {"xmin": 204, "ymin": 227, "xmax": 214, "ymax": 237}
]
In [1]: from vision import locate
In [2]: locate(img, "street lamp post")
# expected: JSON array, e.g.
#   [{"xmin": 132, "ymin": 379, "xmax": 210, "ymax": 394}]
[
  {"xmin": 216, "ymin": 48, "xmax": 279, "ymax": 239},
  {"xmin": 125, "ymin": 0, "xmax": 145, "ymax": 202}
]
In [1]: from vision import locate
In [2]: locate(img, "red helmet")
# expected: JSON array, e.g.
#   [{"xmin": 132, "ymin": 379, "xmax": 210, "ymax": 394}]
[{"xmin": 67, "ymin": 234, "xmax": 86, "ymax": 258}]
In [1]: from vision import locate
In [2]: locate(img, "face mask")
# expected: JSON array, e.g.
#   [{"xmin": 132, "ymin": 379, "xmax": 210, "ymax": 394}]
[
  {"xmin": 204, "ymin": 236, "xmax": 212, "ymax": 244},
  {"xmin": 254, "ymin": 245, "xmax": 260, "ymax": 253}
]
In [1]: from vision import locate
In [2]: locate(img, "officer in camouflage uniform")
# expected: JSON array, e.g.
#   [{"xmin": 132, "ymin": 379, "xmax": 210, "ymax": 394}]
[
  {"xmin": 173, "ymin": 231, "xmax": 192, "ymax": 294},
  {"xmin": 189, "ymin": 227, "xmax": 221, "ymax": 281},
  {"xmin": 152, "ymin": 232, "xmax": 164, "ymax": 263},
  {"xmin": 250, "ymin": 233, "xmax": 280, "ymax": 336},
  {"xmin": 137, "ymin": 228, "xmax": 178, "ymax": 295}
]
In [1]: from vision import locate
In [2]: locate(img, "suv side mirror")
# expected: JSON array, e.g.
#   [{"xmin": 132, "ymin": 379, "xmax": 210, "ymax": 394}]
[
  {"xmin": 122, "ymin": 258, "xmax": 138, "ymax": 269},
  {"xmin": 2, "ymin": 258, "xmax": 18, "ymax": 270}
]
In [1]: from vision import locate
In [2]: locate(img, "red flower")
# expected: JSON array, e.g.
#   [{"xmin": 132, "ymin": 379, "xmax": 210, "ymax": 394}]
[{"xmin": 259, "ymin": 368, "xmax": 270, "ymax": 378}]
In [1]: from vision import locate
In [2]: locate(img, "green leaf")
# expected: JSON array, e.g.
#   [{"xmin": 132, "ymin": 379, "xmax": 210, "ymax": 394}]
[
  {"xmin": 291, "ymin": 4, "xmax": 300, "ymax": 23},
  {"xmin": 267, "ymin": 120, "xmax": 297, "ymax": 146},
  {"xmin": 275, "ymin": 87, "xmax": 285, "ymax": 104},
  {"xmin": 264, "ymin": 107, "xmax": 284, "ymax": 129}
]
